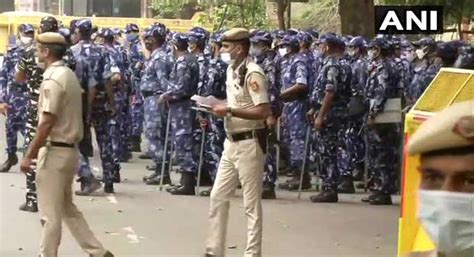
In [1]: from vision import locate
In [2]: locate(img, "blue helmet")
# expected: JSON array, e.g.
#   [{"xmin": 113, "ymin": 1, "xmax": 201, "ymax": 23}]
[
  {"xmin": 297, "ymin": 31, "xmax": 313, "ymax": 45},
  {"xmin": 271, "ymin": 29, "xmax": 285, "ymax": 40},
  {"xmin": 125, "ymin": 23, "xmax": 139, "ymax": 33},
  {"xmin": 455, "ymin": 45, "xmax": 474, "ymax": 69},
  {"xmin": 210, "ymin": 30, "xmax": 226, "ymax": 44},
  {"xmin": 412, "ymin": 37, "xmax": 436, "ymax": 48},
  {"xmin": 368, "ymin": 37, "xmax": 391, "ymax": 50},
  {"xmin": 76, "ymin": 19, "xmax": 92, "ymax": 33},
  {"xmin": 58, "ymin": 27, "xmax": 70, "ymax": 38},
  {"xmin": 346, "ymin": 36, "xmax": 366, "ymax": 49},
  {"xmin": 280, "ymin": 35, "xmax": 299, "ymax": 48},
  {"xmin": 316, "ymin": 33, "xmax": 339, "ymax": 45},
  {"xmin": 187, "ymin": 30, "xmax": 206, "ymax": 44},
  {"xmin": 146, "ymin": 23, "xmax": 167, "ymax": 39},
  {"xmin": 190, "ymin": 26, "xmax": 209, "ymax": 40},
  {"xmin": 305, "ymin": 28, "xmax": 319, "ymax": 40},
  {"xmin": 250, "ymin": 30, "xmax": 272, "ymax": 44},
  {"xmin": 100, "ymin": 28, "xmax": 114, "ymax": 39},
  {"xmin": 286, "ymin": 28, "xmax": 299, "ymax": 36},
  {"xmin": 436, "ymin": 40, "xmax": 465, "ymax": 59},
  {"xmin": 171, "ymin": 32, "xmax": 188, "ymax": 49},
  {"xmin": 112, "ymin": 28, "xmax": 122, "ymax": 36},
  {"xmin": 20, "ymin": 24, "xmax": 34, "ymax": 34}
]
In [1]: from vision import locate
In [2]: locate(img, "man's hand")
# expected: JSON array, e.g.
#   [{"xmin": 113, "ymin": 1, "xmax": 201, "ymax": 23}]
[
  {"xmin": 266, "ymin": 115, "xmax": 277, "ymax": 128},
  {"xmin": 0, "ymin": 103, "xmax": 8, "ymax": 115},
  {"xmin": 111, "ymin": 74, "xmax": 122, "ymax": 84},
  {"xmin": 20, "ymin": 157, "xmax": 34, "ymax": 174},
  {"xmin": 212, "ymin": 103, "xmax": 228, "ymax": 118},
  {"xmin": 314, "ymin": 116, "xmax": 325, "ymax": 130},
  {"xmin": 306, "ymin": 109, "xmax": 315, "ymax": 124}
]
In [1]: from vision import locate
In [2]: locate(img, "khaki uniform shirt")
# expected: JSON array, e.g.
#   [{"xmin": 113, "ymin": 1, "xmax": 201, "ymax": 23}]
[
  {"xmin": 224, "ymin": 57, "xmax": 269, "ymax": 134},
  {"xmin": 38, "ymin": 60, "xmax": 83, "ymax": 145}
]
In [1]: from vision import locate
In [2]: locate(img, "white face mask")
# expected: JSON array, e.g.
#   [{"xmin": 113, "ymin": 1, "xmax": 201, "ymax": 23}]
[
  {"xmin": 278, "ymin": 47, "xmax": 287, "ymax": 57},
  {"xmin": 347, "ymin": 48, "xmax": 358, "ymax": 57},
  {"xmin": 416, "ymin": 47, "xmax": 428, "ymax": 60},
  {"xmin": 367, "ymin": 49, "xmax": 378, "ymax": 60},
  {"xmin": 418, "ymin": 190, "xmax": 474, "ymax": 257},
  {"xmin": 221, "ymin": 52, "xmax": 231, "ymax": 64},
  {"xmin": 20, "ymin": 36, "xmax": 33, "ymax": 46}
]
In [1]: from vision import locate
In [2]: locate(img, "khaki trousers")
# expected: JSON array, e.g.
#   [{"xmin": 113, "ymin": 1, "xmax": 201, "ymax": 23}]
[
  {"xmin": 36, "ymin": 146, "xmax": 106, "ymax": 257},
  {"xmin": 206, "ymin": 138, "xmax": 265, "ymax": 257}
]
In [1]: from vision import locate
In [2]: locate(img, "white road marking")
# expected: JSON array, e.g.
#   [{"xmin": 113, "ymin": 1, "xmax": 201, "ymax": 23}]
[
  {"xmin": 123, "ymin": 226, "xmax": 141, "ymax": 243},
  {"xmin": 107, "ymin": 196, "xmax": 118, "ymax": 204}
]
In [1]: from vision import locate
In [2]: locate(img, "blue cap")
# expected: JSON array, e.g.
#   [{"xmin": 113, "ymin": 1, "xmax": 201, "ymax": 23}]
[
  {"xmin": 190, "ymin": 27, "xmax": 209, "ymax": 39},
  {"xmin": 436, "ymin": 40, "xmax": 465, "ymax": 58},
  {"xmin": 20, "ymin": 24, "xmax": 34, "ymax": 34},
  {"xmin": 146, "ymin": 23, "xmax": 167, "ymax": 39},
  {"xmin": 271, "ymin": 29, "xmax": 285, "ymax": 40},
  {"xmin": 317, "ymin": 33, "xmax": 339, "ymax": 45},
  {"xmin": 368, "ymin": 37, "xmax": 391, "ymax": 50},
  {"xmin": 58, "ymin": 27, "xmax": 70, "ymax": 38},
  {"xmin": 400, "ymin": 40, "xmax": 412, "ymax": 49},
  {"xmin": 76, "ymin": 19, "xmax": 92, "ymax": 32},
  {"xmin": 187, "ymin": 30, "xmax": 206, "ymax": 44},
  {"xmin": 280, "ymin": 35, "xmax": 299, "ymax": 47},
  {"xmin": 100, "ymin": 28, "xmax": 114, "ymax": 38},
  {"xmin": 171, "ymin": 32, "xmax": 188, "ymax": 46},
  {"xmin": 286, "ymin": 29, "xmax": 299, "ymax": 36},
  {"xmin": 112, "ymin": 28, "xmax": 122, "ymax": 36},
  {"xmin": 412, "ymin": 37, "xmax": 436, "ymax": 47},
  {"xmin": 297, "ymin": 31, "xmax": 313, "ymax": 44},
  {"xmin": 125, "ymin": 23, "xmax": 139, "ymax": 33},
  {"xmin": 250, "ymin": 30, "xmax": 272, "ymax": 44},
  {"xmin": 305, "ymin": 29, "xmax": 319, "ymax": 40},
  {"xmin": 210, "ymin": 30, "xmax": 226, "ymax": 44},
  {"xmin": 346, "ymin": 36, "xmax": 366, "ymax": 48}
]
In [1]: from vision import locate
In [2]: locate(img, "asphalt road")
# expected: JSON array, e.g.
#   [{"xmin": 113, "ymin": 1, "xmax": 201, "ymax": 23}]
[{"xmin": 0, "ymin": 115, "xmax": 400, "ymax": 257}]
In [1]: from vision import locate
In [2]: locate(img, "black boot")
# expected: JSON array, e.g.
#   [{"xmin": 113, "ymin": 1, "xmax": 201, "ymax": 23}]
[
  {"xmin": 200, "ymin": 187, "xmax": 212, "ymax": 197},
  {"xmin": 138, "ymin": 153, "xmax": 151, "ymax": 160},
  {"xmin": 129, "ymin": 136, "xmax": 141, "ymax": 153},
  {"xmin": 113, "ymin": 171, "xmax": 121, "ymax": 183},
  {"xmin": 19, "ymin": 199, "xmax": 38, "ymax": 213},
  {"xmin": 120, "ymin": 151, "xmax": 132, "ymax": 163},
  {"xmin": 146, "ymin": 174, "xmax": 171, "ymax": 185},
  {"xmin": 310, "ymin": 189, "xmax": 338, "ymax": 203},
  {"xmin": 337, "ymin": 176, "xmax": 355, "ymax": 194},
  {"xmin": 104, "ymin": 183, "xmax": 114, "ymax": 194},
  {"xmin": 0, "ymin": 153, "xmax": 18, "ymax": 173},
  {"xmin": 168, "ymin": 173, "xmax": 195, "ymax": 195},
  {"xmin": 369, "ymin": 193, "xmax": 392, "ymax": 205},
  {"xmin": 361, "ymin": 193, "xmax": 378, "ymax": 203},
  {"xmin": 353, "ymin": 168, "xmax": 365, "ymax": 182},
  {"xmin": 146, "ymin": 163, "xmax": 157, "ymax": 171},
  {"xmin": 262, "ymin": 183, "xmax": 276, "ymax": 199},
  {"xmin": 278, "ymin": 172, "xmax": 311, "ymax": 191},
  {"xmin": 75, "ymin": 177, "xmax": 102, "ymax": 196}
]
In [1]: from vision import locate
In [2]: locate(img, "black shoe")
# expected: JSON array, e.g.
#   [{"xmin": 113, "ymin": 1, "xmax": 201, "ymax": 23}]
[
  {"xmin": 369, "ymin": 193, "xmax": 392, "ymax": 205},
  {"xmin": 146, "ymin": 164, "xmax": 157, "ymax": 171},
  {"xmin": 129, "ymin": 136, "xmax": 142, "ymax": 153},
  {"xmin": 262, "ymin": 184, "xmax": 276, "ymax": 199},
  {"xmin": 104, "ymin": 183, "xmax": 114, "ymax": 194},
  {"xmin": 355, "ymin": 182, "xmax": 366, "ymax": 190},
  {"xmin": 75, "ymin": 177, "xmax": 102, "ymax": 196},
  {"xmin": 143, "ymin": 172, "xmax": 158, "ymax": 182},
  {"xmin": 337, "ymin": 176, "xmax": 355, "ymax": 194},
  {"xmin": 0, "ymin": 154, "xmax": 18, "ymax": 173},
  {"xmin": 353, "ymin": 169, "xmax": 364, "ymax": 182},
  {"xmin": 120, "ymin": 152, "xmax": 132, "ymax": 163},
  {"xmin": 278, "ymin": 173, "xmax": 311, "ymax": 191},
  {"xmin": 138, "ymin": 153, "xmax": 151, "ymax": 160},
  {"xmin": 168, "ymin": 173, "xmax": 195, "ymax": 195},
  {"xmin": 113, "ymin": 172, "xmax": 121, "ymax": 183},
  {"xmin": 145, "ymin": 175, "xmax": 171, "ymax": 185},
  {"xmin": 19, "ymin": 200, "xmax": 38, "ymax": 213},
  {"xmin": 310, "ymin": 190, "xmax": 338, "ymax": 203},
  {"xmin": 361, "ymin": 193, "xmax": 377, "ymax": 203},
  {"xmin": 200, "ymin": 188, "xmax": 212, "ymax": 197}
]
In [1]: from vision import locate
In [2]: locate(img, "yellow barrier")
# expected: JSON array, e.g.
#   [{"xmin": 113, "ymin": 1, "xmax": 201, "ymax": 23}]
[
  {"xmin": 398, "ymin": 68, "xmax": 474, "ymax": 257},
  {"xmin": 0, "ymin": 12, "xmax": 213, "ymax": 54}
]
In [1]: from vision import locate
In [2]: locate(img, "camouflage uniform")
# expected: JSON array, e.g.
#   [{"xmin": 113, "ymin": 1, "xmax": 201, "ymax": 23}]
[
  {"xmin": 0, "ymin": 45, "xmax": 27, "ymax": 157},
  {"xmin": 408, "ymin": 57, "xmax": 442, "ymax": 103},
  {"xmin": 127, "ymin": 38, "xmax": 145, "ymax": 141}
]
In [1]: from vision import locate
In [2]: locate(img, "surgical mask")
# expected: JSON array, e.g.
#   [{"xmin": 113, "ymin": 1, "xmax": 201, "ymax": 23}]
[
  {"xmin": 20, "ymin": 36, "xmax": 33, "ymax": 45},
  {"xmin": 278, "ymin": 47, "xmax": 287, "ymax": 57},
  {"xmin": 249, "ymin": 46, "xmax": 263, "ymax": 58},
  {"xmin": 416, "ymin": 47, "xmax": 428, "ymax": 60},
  {"xmin": 313, "ymin": 48, "xmax": 322, "ymax": 58},
  {"xmin": 221, "ymin": 52, "xmax": 231, "ymax": 64},
  {"xmin": 126, "ymin": 34, "xmax": 138, "ymax": 42},
  {"xmin": 367, "ymin": 49, "xmax": 378, "ymax": 60},
  {"xmin": 418, "ymin": 190, "xmax": 474, "ymax": 257}
]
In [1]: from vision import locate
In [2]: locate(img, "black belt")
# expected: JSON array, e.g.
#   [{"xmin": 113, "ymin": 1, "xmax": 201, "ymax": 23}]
[
  {"xmin": 48, "ymin": 141, "xmax": 75, "ymax": 148},
  {"xmin": 227, "ymin": 129, "xmax": 266, "ymax": 142},
  {"xmin": 141, "ymin": 91, "xmax": 160, "ymax": 98}
]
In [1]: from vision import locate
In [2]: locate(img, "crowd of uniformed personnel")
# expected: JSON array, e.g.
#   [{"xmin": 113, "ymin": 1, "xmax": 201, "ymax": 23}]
[{"xmin": 1, "ymin": 16, "xmax": 473, "ymax": 214}]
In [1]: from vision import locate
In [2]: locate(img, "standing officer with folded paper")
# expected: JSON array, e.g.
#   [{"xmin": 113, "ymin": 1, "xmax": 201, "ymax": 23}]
[{"xmin": 204, "ymin": 28, "xmax": 271, "ymax": 257}]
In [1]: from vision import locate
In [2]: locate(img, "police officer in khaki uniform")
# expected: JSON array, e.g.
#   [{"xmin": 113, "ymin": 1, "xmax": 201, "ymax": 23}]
[
  {"xmin": 205, "ymin": 28, "xmax": 271, "ymax": 257},
  {"xmin": 19, "ymin": 32, "xmax": 113, "ymax": 257},
  {"xmin": 406, "ymin": 100, "xmax": 474, "ymax": 257}
]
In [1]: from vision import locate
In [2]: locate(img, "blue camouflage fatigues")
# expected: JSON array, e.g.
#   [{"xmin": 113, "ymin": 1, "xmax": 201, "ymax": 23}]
[
  {"xmin": 365, "ymin": 59, "xmax": 400, "ymax": 194},
  {"xmin": 345, "ymin": 56, "xmax": 368, "ymax": 172},
  {"xmin": 311, "ymin": 56, "xmax": 350, "ymax": 191},
  {"xmin": 280, "ymin": 53, "xmax": 309, "ymax": 173},
  {"xmin": 127, "ymin": 38, "xmax": 145, "ymax": 140},
  {"xmin": 0, "ymin": 45, "xmax": 27, "ymax": 156},
  {"xmin": 164, "ymin": 53, "xmax": 199, "ymax": 174},
  {"xmin": 204, "ymin": 57, "xmax": 227, "ymax": 180},
  {"xmin": 408, "ymin": 58, "xmax": 441, "ymax": 104},
  {"xmin": 140, "ymin": 47, "xmax": 171, "ymax": 170},
  {"xmin": 256, "ymin": 50, "xmax": 279, "ymax": 186},
  {"xmin": 72, "ymin": 40, "xmax": 118, "ymax": 185}
]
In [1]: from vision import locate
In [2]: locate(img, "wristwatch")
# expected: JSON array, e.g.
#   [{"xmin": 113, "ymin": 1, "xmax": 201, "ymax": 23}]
[{"xmin": 226, "ymin": 107, "xmax": 233, "ymax": 118}]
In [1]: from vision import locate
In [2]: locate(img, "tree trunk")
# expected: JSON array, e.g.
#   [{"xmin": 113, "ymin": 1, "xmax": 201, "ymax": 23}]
[
  {"xmin": 339, "ymin": 0, "xmax": 375, "ymax": 38},
  {"xmin": 276, "ymin": 0, "xmax": 287, "ymax": 30}
]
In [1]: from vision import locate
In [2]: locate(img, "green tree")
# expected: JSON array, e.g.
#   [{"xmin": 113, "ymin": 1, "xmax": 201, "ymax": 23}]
[{"xmin": 383, "ymin": 0, "xmax": 474, "ymax": 39}]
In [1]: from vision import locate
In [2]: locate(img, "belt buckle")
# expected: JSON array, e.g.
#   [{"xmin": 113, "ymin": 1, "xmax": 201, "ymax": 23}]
[{"xmin": 251, "ymin": 130, "xmax": 257, "ymax": 139}]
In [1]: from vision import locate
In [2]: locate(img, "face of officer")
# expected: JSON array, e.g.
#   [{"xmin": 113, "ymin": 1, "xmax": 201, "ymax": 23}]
[
  {"xmin": 318, "ymin": 42, "xmax": 330, "ymax": 58},
  {"xmin": 220, "ymin": 41, "xmax": 247, "ymax": 65},
  {"xmin": 250, "ymin": 42, "xmax": 268, "ymax": 58},
  {"xmin": 145, "ymin": 37, "xmax": 157, "ymax": 52},
  {"xmin": 417, "ymin": 148, "xmax": 474, "ymax": 256},
  {"xmin": 367, "ymin": 46, "xmax": 380, "ymax": 60}
]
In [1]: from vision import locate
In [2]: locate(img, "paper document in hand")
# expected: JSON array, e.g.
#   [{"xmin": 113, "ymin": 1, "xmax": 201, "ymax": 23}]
[{"xmin": 191, "ymin": 95, "xmax": 226, "ymax": 108}]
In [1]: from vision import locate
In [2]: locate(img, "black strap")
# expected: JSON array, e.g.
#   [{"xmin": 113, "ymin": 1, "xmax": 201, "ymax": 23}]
[{"xmin": 49, "ymin": 141, "xmax": 75, "ymax": 148}]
